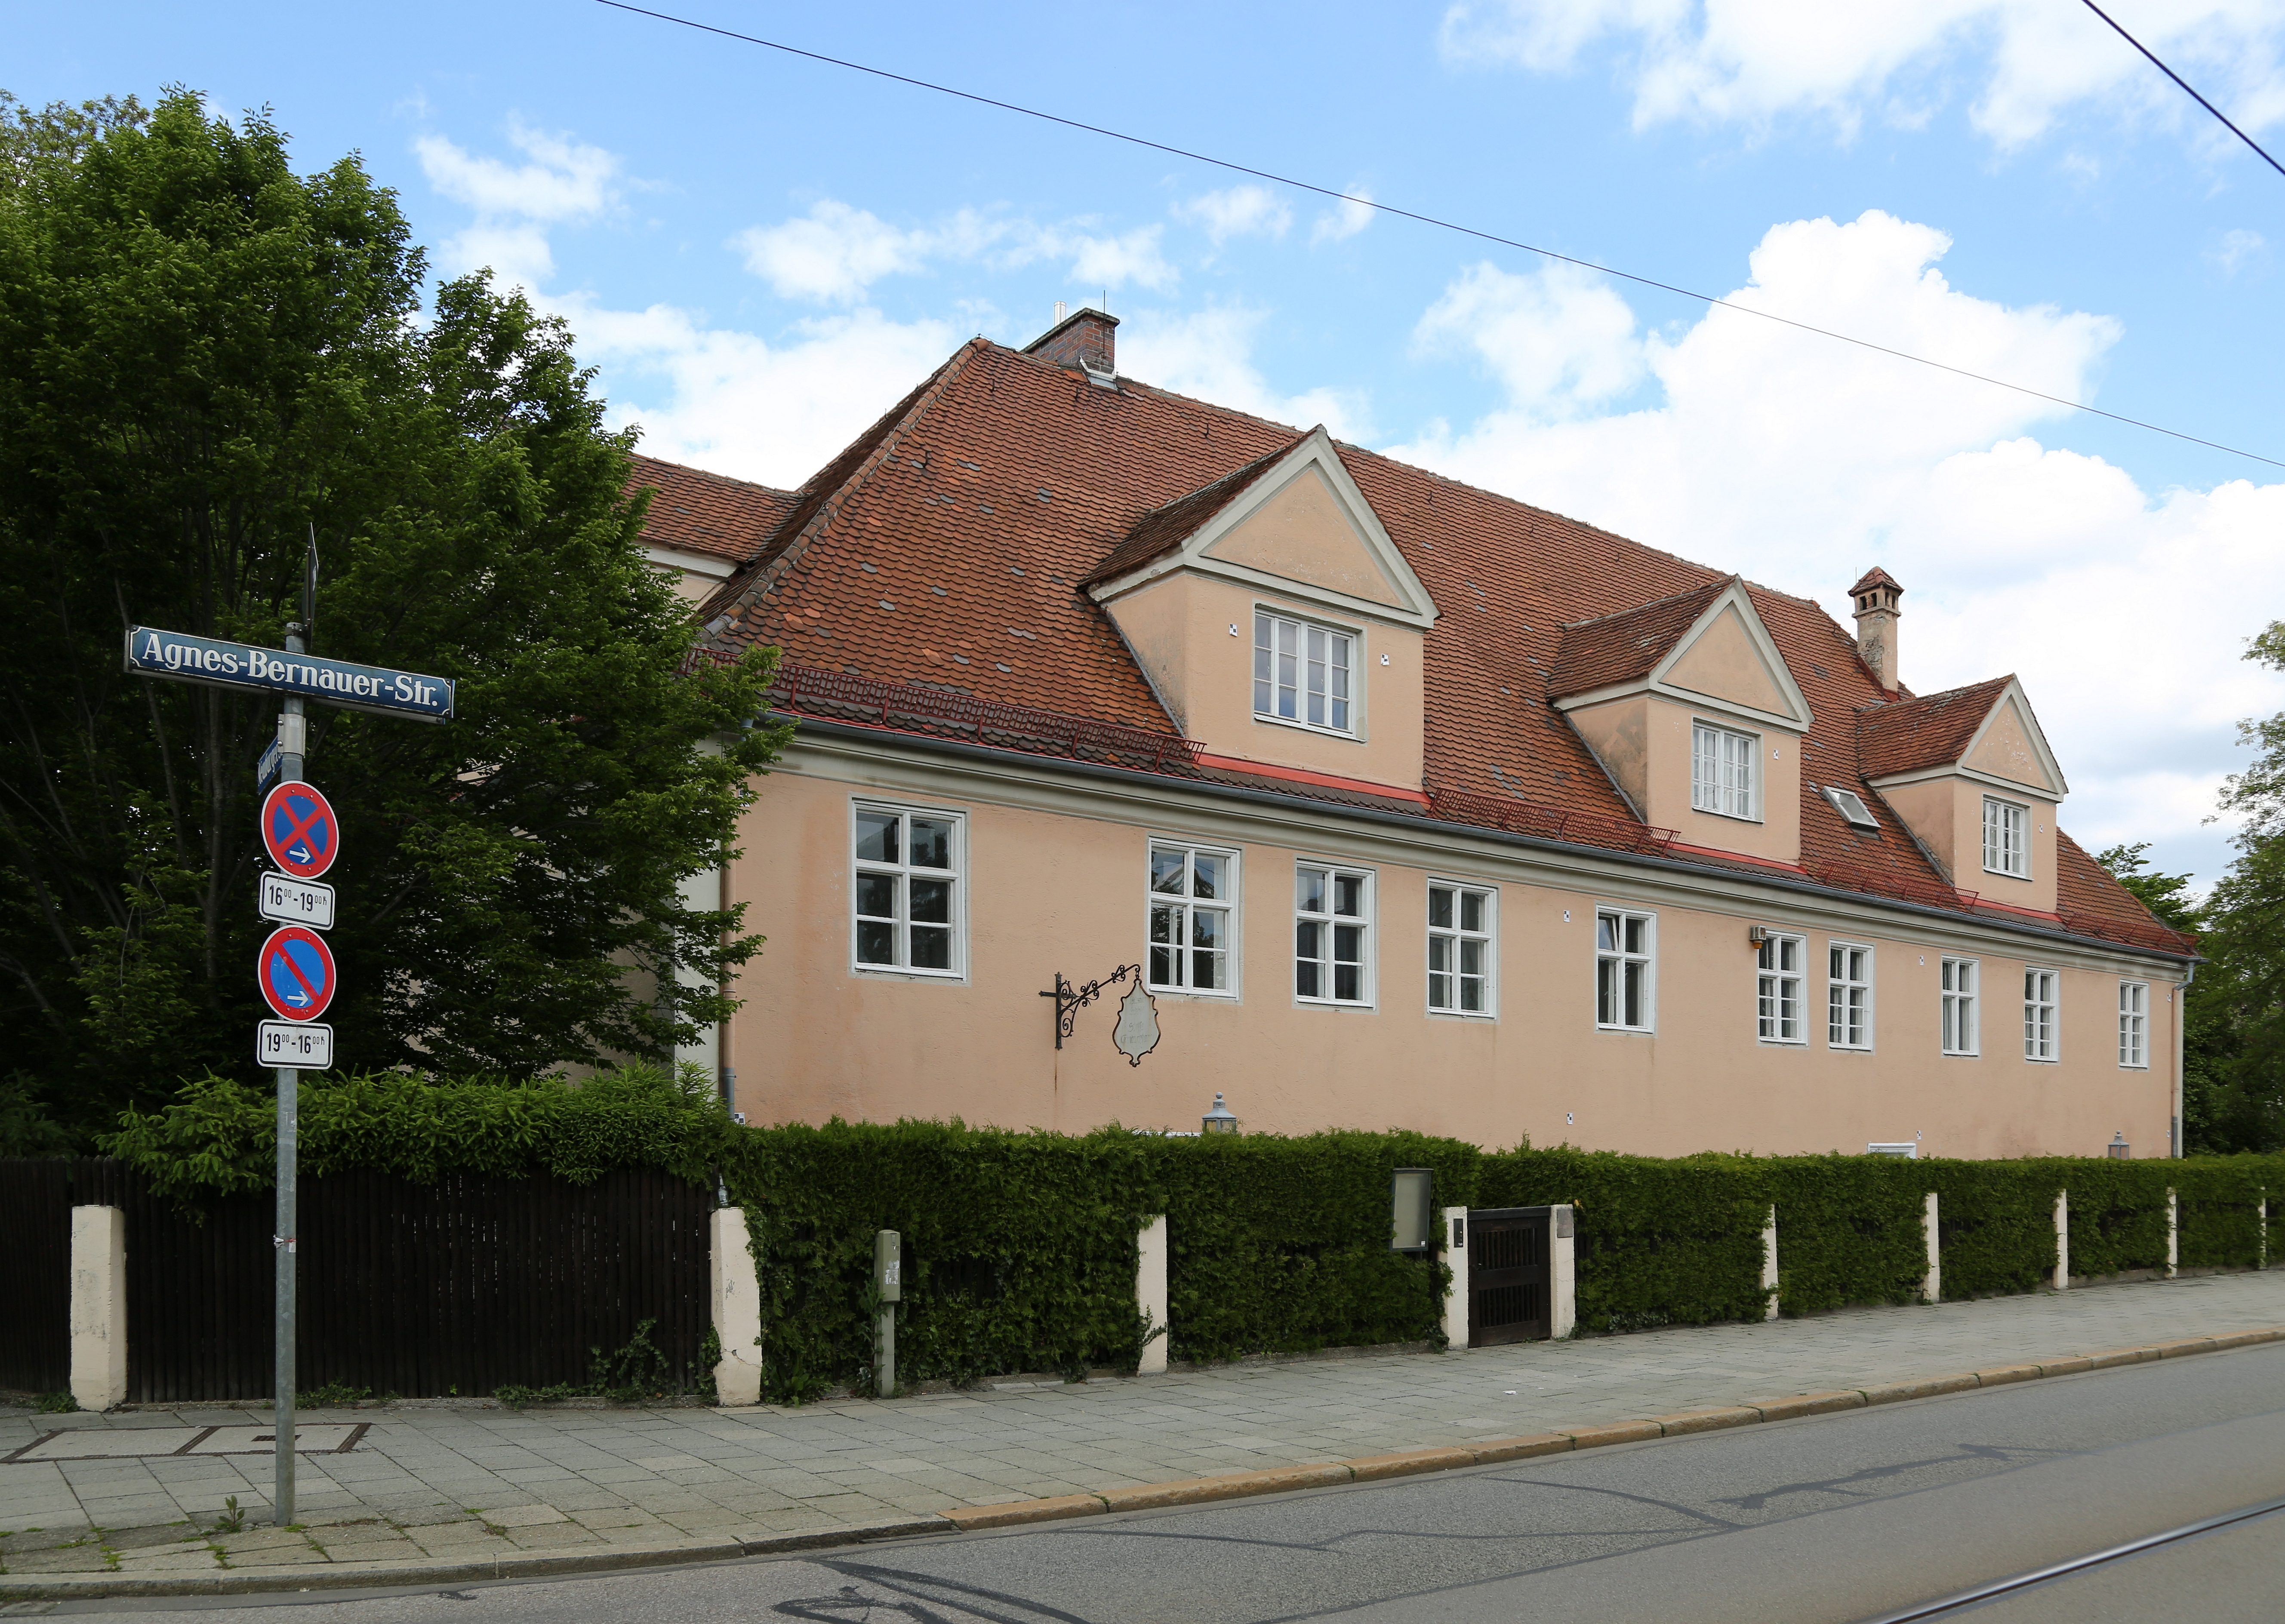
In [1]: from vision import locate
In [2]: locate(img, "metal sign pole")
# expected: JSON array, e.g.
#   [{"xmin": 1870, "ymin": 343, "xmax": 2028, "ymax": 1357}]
[{"xmin": 272, "ymin": 612, "xmax": 308, "ymax": 1529}]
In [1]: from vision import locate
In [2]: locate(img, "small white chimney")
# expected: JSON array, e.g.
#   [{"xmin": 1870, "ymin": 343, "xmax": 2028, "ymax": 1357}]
[
  {"xmin": 1053, "ymin": 300, "xmax": 1068, "ymax": 324},
  {"xmin": 1849, "ymin": 567, "xmax": 1904, "ymax": 693}
]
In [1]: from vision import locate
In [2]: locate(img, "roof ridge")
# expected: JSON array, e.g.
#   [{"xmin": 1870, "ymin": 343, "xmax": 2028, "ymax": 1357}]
[
  {"xmin": 1558, "ymin": 574, "xmax": 1733, "ymax": 631},
  {"xmin": 698, "ymin": 338, "xmax": 992, "ymax": 622},
  {"xmin": 628, "ymin": 452, "xmax": 795, "ymax": 500},
  {"xmin": 1851, "ymin": 673, "xmax": 2015, "ymax": 714}
]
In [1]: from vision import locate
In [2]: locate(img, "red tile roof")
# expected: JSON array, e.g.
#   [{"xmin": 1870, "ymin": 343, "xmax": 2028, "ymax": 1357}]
[
  {"xmin": 686, "ymin": 336, "xmax": 2189, "ymax": 958},
  {"xmin": 629, "ymin": 454, "xmax": 800, "ymax": 564},
  {"xmin": 1855, "ymin": 677, "xmax": 2013, "ymax": 780},
  {"xmin": 1081, "ymin": 435, "xmax": 1302, "ymax": 587},
  {"xmin": 1546, "ymin": 578, "xmax": 1734, "ymax": 699}
]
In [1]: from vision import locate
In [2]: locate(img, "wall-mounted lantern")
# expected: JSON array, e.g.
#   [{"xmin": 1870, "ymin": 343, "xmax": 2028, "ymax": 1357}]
[
  {"xmin": 2107, "ymin": 1132, "xmax": 2130, "ymax": 1160},
  {"xmin": 1202, "ymin": 1094, "xmax": 1238, "ymax": 1135},
  {"xmin": 1391, "ymin": 1168, "xmax": 1434, "ymax": 1253}
]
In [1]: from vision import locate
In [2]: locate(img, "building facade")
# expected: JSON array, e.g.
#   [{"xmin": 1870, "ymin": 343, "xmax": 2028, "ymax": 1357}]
[{"xmin": 636, "ymin": 309, "xmax": 2196, "ymax": 1159}]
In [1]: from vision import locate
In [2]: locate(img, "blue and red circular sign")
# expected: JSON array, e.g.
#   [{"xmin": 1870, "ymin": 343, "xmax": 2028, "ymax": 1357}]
[
  {"xmin": 258, "ymin": 926, "xmax": 337, "ymax": 1021},
  {"xmin": 261, "ymin": 781, "xmax": 340, "ymax": 879}
]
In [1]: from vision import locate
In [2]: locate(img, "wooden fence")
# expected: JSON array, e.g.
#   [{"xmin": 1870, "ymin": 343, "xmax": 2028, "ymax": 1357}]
[{"xmin": 0, "ymin": 1158, "xmax": 712, "ymax": 1403}]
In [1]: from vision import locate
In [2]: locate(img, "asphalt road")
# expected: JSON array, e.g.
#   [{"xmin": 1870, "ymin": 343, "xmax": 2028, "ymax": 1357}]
[{"xmin": 48, "ymin": 1341, "xmax": 2285, "ymax": 1624}]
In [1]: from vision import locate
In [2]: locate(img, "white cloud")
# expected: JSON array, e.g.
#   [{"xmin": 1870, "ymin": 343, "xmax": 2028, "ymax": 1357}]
[
  {"xmin": 1312, "ymin": 188, "xmax": 1376, "ymax": 244},
  {"xmin": 1386, "ymin": 208, "xmax": 2285, "ymax": 873},
  {"xmin": 1438, "ymin": 0, "xmax": 2285, "ymax": 149},
  {"xmin": 1177, "ymin": 185, "xmax": 1294, "ymax": 245},
  {"xmin": 416, "ymin": 121, "xmax": 622, "ymax": 222},
  {"xmin": 2213, "ymin": 226, "xmax": 2269, "ymax": 276},
  {"xmin": 729, "ymin": 202, "xmax": 1177, "ymax": 303},
  {"xmin": 1120, "ymin": 305, "xmax": 1373, "ymax": 442}
]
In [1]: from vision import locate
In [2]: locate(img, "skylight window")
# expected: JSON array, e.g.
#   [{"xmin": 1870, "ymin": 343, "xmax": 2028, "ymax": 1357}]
[{"xmin": 1823, "ymin": 785, "xmax": 1880, "ymax": 831}]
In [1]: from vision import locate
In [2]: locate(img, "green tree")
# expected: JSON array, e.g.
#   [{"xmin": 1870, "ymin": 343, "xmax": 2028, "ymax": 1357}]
[{"xmin": 0, "ymin": 90, "xmax": 786, "ymax": 1142}]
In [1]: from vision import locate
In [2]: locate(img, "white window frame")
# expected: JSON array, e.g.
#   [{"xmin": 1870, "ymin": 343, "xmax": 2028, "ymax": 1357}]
[
  {"xmin": 2118, "ymin": 980, "xmax": 2149, "ymax": 1069},
  {"xmin": 1427, "ymin": 881, "xmax": 1497, "ymax": 1018},
  {"xmin": 1253, "ymin": 609, "xmax": 1358, "ymax": 738},
  {"xmin": 1828, "ymin": 941, "xmax": 1874, "ymax": 1051},
  {"xmin": 1941, "ymin": 957, "xmax": 1980, "ymax": 1057},
  {"xmin": 1595, "ymin": 907, "xmax": 1657, "ymax": 1032},
  {"xmin": 1295, "ymin": 861, "xmax": 1374, "ymax": 1006},
  {"xmin": 1146, "ymin": 840, "xmax": 1240, "ymax": 998},
  {"xmin": 1756, "ymin": 930, "xmax": 1808, "ymax": 1045},
  {"xmin": 2023, "ymin": 966, "xmax": 2060, "ymax": 1063},
  {"xmin": 1983, "ymin": 796, "xmax": 2029, "ymax": 878},
  {"xmin": 1691, "ymin": 720, "xmax": 1760, "ymax": 821},
  {"xmin": 850, "ymin": 800, "xmax": 965, "ymax": 979}
]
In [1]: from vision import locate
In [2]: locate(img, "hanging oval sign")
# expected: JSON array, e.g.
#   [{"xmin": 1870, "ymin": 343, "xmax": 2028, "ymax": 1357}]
[
  {"xmin": 258, "ymin": 925, "xmax": 337, "ymax": 1021},
  {"xmin": 260, "ymin": 781, "xmax": 340, "ymax": 879}
]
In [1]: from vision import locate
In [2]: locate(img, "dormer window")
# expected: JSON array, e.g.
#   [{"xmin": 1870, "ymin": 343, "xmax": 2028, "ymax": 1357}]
[
  {"xmin": 1983, "ymin": 796, "xmax": 2028, "ymax": 878},
  {"xmin": 1691, "ymin": 721, "xmax": 1758, "ymax": 820},
  {"xmin": 1254, "ymin": 611, "xmax": 1354, "ymax": 735}
]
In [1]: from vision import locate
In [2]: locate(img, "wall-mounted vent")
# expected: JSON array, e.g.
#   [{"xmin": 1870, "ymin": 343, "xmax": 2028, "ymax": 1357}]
[
  {"xmin": 1867, "ymin": 1143, "xmax": 1918, "ymax": 1159},
  {"xmin": 1823, "ymin": 785, "xmax": 1881, "ymax": 830}
]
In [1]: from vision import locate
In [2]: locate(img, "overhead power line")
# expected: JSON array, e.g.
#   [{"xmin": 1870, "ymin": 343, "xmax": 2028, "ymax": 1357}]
[
  {"xmin": 2078, "ymin": 0, "xmax": 2285, "ymax": 181},
  {"xmin": 594, "ymin": 0, "xmax": 2284, "ymax": 473}
]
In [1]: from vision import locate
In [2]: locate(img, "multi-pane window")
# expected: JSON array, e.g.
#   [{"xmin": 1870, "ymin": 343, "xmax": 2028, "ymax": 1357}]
[
  {"xmin": 1757, "ymin": 932, "xmax": 1807, "ymax": 1043},
  {"xmin": 1692, "ymin": 722, "xmax": 1758, "ymax": 819},
  {"xmin": 1148, "ymin": 843, "xmax": 1235, "ymax": 994},
  {"xmin": 2118, "ymin": 981, "xmax": 2149, "ymax": 1068},
  {"xmin": 1941, "ymin": 957, "xmax": 1979, "ymax": 1055},
  {"xmin": 1829, "ymin": 942, "xmax": 1873, "ymax": 1049},
  {"xmin": 1983, "ymin": 797, "xmax": 2029, "ymax": 877},
  {"xmin": 1596, "ymin": 909, "xmax": 1655, "ymax": 1030},
  {"xmin": 1295, "ymin": 864, "xmax": 1371, "ymax": 1003},
  {"xmin": 1427, "ymin": 883, "xmax": 1495, "ymax": 1015},
  {"xmin": 2023, "ymin": 967, "xmax": 2059, "ymax": 1061},
  {"xmin": 1254, "ymin": 612, "xmax": 1354, "ymax": 734},
  {"xmin": 852, "ymin": 804, "xmax": 961, "ymax": 974}
]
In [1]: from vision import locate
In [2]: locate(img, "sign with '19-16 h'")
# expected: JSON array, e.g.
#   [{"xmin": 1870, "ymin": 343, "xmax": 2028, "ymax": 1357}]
[{"xmin": 123, "ymin": 626, "xmax": 454, "ymax": 722}]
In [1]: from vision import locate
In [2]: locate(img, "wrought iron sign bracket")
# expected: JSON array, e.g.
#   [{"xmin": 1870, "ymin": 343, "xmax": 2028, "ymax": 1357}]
[{"xmin": 1039, "ymin": 963, "xmax": 1141, "ymax": 1049}]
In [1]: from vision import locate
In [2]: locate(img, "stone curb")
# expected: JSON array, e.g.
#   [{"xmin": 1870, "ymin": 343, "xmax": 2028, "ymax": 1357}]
[{"xmin": 8, "ymin": 1323, "xmax": 2282, "ymax": 1600}]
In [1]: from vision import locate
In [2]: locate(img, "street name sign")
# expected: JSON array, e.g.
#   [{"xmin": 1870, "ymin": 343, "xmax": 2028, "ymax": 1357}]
[
  {"xmin": 258, "ymin": 926, "xmax": 337, "ymax": 1021},
  {"xmin": 257, "ymin": 1021, "xmax": 333, "ymax": 1070},
  {"xmin": 124, "ymin": 626, "xmax": 454, "ymax": 723},
  {"xmin": 259, "ymin": 873, "xmax": 336, "ymax": 931},
  {"xmin": 256, "ymin": 736, "xmax": 283, "ymax": 793},
  {"xmin": 261, "ymin": 782, "xmax": 340, "ymax": 879}
]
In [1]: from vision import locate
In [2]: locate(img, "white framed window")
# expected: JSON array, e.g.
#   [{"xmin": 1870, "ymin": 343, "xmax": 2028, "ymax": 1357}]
[
  {"xmin": 1692, "ymin": 721, "xmax": 1759, "ymax": 819},
  {"xmin": 1757, "ymin": 931, "xmax": 1807, "ymax": 1044},
  {"xmin": 852, "ymin": 803, "xmax": 963, "ymax": 976},
  {"xmin": 1254, "ymin": 611, "xmax": 1355, "ymax": 735},
  {"xmin": 1829, "ymin": 942, "xmax": 1873, "ymax": 1050},
  {"xmin": 1983, "ymin": 797, "xmax": 2029, "ymax": 877},
  {"xmin": 2118, "ymin": 981, "xmax": 2149, "ymax": 1068},
  {"xmin": 2023, "ymin": 967, "xmax": 2059, "ymax": 1062},
  {"xmin": 1427, "ymin": 883, "xmax": 1495, "ymax": 1016},
  {"xmin": 1296, "ymin": 863, "xmax": 1372, "ymax": 1004},
  {"xmin": 1148, "ymin": 842, "xmax": 1237, "ymax": 995},
  {"xmin": 1941, "ymin": 957, "xmax": 1979, "ymax": 1056},
  {"xmin": 1596, "ymin": 908, "xmax": 1655, "ymax": 1031}
]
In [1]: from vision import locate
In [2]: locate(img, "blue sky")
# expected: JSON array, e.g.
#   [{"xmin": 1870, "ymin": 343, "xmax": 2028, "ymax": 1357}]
[{"xmin": 20, "ymin": 0, "xmax": 2285, "ymax": 886}]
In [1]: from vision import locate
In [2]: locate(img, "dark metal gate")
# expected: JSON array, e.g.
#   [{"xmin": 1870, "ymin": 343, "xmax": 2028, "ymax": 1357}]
[{"xmin": 1468, "ymin": 1206, "xmax": 1550, "ymax": 1346}]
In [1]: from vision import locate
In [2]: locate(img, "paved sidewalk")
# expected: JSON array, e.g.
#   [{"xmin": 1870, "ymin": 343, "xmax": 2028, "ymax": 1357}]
[{"xmin": 6, "ymin": 1268, "xmax": 2285, "ymax": 1594}]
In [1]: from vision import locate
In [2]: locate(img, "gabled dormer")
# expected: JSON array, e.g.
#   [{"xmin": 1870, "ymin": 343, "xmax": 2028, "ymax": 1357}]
[
  {"xmin": 1083, "ymin": 427, "xmax": 1437, "ymax": 790},
  {"xmin": 1858, "ymin": 676, "xmax": 2067, "ymax": 913},
  {"xmin": 1549, "ymin": 579, "xmax": 1816, "ymax": 865}
]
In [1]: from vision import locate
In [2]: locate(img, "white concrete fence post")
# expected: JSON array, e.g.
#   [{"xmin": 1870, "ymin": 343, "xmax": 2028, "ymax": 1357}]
[
  {"xmin": 1922, "ymin": 1191, "xmax": 1941, "ymax": 1304},
  {"xmin": 1136, "ymin": 1215, "xmax": 1169, "ymax": 1375},
  {"xmin": 2053, "ymin": 1190, "xmax": 2070, "ymax": 1291},
  {"xmin": 2166, "ymin": 1188, "xmax": 2178, "ymax": 1280},
  {"xmin": 1761, "ymin": 1204, "xmax": 1780, "ymax": 1321},
  {"xmin": 68, "ymin": 1204, "xmax": 127, "ymax": 1412},
  {"xmin": 2262, "ymin": 1195, "xmax": 2269, "ymax": 1271},
  {"xmin": 708, "ymin": 1206, "xmax": 763, "ymax": 1407},
  {"xmin": 1550, "ymin": 1205, "xmax": 1577, "ymax": 1340},
  {"xmin": 1441, "ymin": 1207, "xmax": 1469, "ymax": 1350}
]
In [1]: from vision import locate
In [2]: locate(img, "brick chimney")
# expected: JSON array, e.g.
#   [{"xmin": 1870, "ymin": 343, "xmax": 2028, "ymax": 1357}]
[
  {"xmin": 1849, "ymin": 567, "xmax": 1904, "ymax": 693},
  {"xmin": 1025, "ymin": 304, "xmax": 1118, "ymax": 384}
]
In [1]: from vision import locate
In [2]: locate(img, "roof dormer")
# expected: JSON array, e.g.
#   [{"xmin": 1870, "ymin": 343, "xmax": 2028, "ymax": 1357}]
[
  {"xmin": 1084, "ymin": 428, "xmax": 1436, "ymax": 790},
  {"xmin": 1549, "ymin": 579, "xmax": 1814, "ymax": 865},
  {"xmin": 1859, "ymin": 676, "xmax": 2067, "ymax": 912}
]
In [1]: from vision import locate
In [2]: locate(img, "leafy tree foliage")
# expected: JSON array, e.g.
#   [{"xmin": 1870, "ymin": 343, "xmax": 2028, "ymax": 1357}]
[{"xmin": 0, "ymin": 90, "xmax": 785, "ymax": 1141}]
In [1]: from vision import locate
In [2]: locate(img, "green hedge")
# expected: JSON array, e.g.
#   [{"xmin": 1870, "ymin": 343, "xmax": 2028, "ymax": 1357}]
[{"xmin": 94, "ymin": 1072, "xmax": 2285, "ymax": 1398}]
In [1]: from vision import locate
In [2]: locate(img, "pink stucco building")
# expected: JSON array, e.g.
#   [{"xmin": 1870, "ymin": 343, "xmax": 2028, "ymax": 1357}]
[{"xmin": 634, "ymin": 308, "xmax": 2195, "ymax": 1160}]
